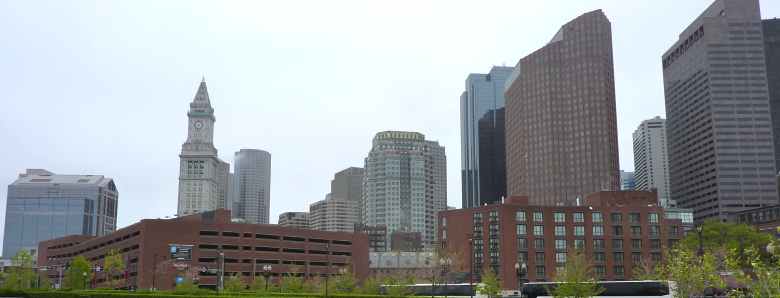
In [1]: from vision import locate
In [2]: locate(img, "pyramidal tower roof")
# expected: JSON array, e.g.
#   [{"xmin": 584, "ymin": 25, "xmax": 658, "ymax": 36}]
[{"xmin": 193, "ymin": 77, "xmax": 211, "ymax": 104}]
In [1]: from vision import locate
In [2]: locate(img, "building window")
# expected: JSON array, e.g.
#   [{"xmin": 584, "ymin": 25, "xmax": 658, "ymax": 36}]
[
  {"xmin": 651, "ymin": 239, "xmax": 661, "ymax": 250},
  {"xmin": 649, "ymin": 213, "xmax": 659, "ymax": 224},
  {"xmin": 593, "ymin": 225, "xmax": 604, "ymax": 236},
  {"xmin": 518, "ymin": 238, "xmax": 528, "ymax": 250},
  {"xmin": 574, "ymin": 239, "xmax": 585, "ymax": 250},
  {"xmin": 573, "ymin": 212, "xmax": 584, "ymax": 223},
  {"xmin": 632, "ymin": 239, "xmax": 642, "ymax": 250},
  {"xmin": 611, "ymin": 213, "xmax": 622, "ymax": 224},
  {"xmin": 555, "ymin": 239, "xmax": 567, "ymax": 251},
  {"xmin": 518, "ymin": 252, "xmax": 528, "ymax": 263},
  {"xmin": 534, "ymin": 239, "xmax": 545, "ymax": 250},
  {"xmin": 669, "ymin": 225, "xmax": 679, "ymax": 237},
  {"xmin": 536, "ymin": 266, "xmax": 545, "ymax": 277},
  {"xmin": 594, "ymin": 252, "xmax": 605, "ymax": 263},
  {"xmin": 612, "ymin": 239, "xmax": 623, "ymax": 250},
  {"xmin": 614, "ymin": 265, "xmax": 624, "ymax": 277},
  {"xmin": 649, "ymin": 225, "xmax": 660, "ymax": 237},
  {"xmin": 592, "ymin": 212, "xmax": 603, "ymax": 223},
  {"xmin": 614, "ymin": 252, "xmax": 624, "ymax": 263},
  {"xmin": 554, "ymin": 212, "xmax": 565, "ymax": 223},
  {"xmin": 652, "ymin": 253, "xmax": 662, "ymax": 262},
  {"xmin": 534, "ymin": 212, "xmax": 544, "ymax": 222},
  {"xmin": 631, "ymin": 226, "xmax": 642, "ymax": 237},
  {"xmin": 555, "ymin": 253, "xmax": 566, "ymax": 264},
  {"xmin": 574, "ymin": 226, "xmax": 585, "ymax": 237},
  {"xmin": 632, "ymin": 253, "xmax": 642, "ymax": 264},
  {"xmin": 534, "ymin": 225, "xmax": 544, "ymax": 236},
  {"xmin": 613, "ymin": 226, "xmax": 623, "ymax": 236},
  {"xmin": 595, "ymin": 265, "xmax": 606, "ymax": 278},
  {"xmin": 555, "ymin": 226, "xmax": 566, "ymax": 237},
  {"xmin": 535, "ymin": 252, "xmax": 545, "ymax": 264},
  {"xmin": 594, "ymin": 239, "xmax": 605, "ymax": 250},
  {"xmin": 517, "ymin": 224, "xmax": 527, "ymax": 236},
  {"xmin": 516, "ymin": 211, "xmax": 526, "ymax": 222},
  {"xmin": 629, "ymin": 213, "xmax": 640, "ymax": 224}
]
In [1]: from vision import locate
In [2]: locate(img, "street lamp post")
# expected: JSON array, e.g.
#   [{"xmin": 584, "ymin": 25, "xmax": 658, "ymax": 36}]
[
  {"xmin": 325, "ymin": 243, "xmax": 330, "ymax": 298},
  {"xmin": 468, "ymin": 237, "xmax": 474, "ymax": 298},
  {"xmin": 514, "ymin": 262, "xmax": 527, "ymax": 296},
  {"xmin": 82, "ymin": 272, "xmax": 87, "ymax": 290},
  {"xmin": 217, "ymin": 250, "xmax": 225, "ymax": 293},
  {"xmin": 696, "ymin": 225, "xmax": 704, "ymax": 258},
  {"xmin": 151, "ymin": 254, "xmax": 157, "ymax": 291},
  {"xmin": 440, "ymin": 257, "xmax": 451, "ymax": 298},
  {"xmin": 262, "ymin": 265, "xmax": 272, "ymax": 292}
]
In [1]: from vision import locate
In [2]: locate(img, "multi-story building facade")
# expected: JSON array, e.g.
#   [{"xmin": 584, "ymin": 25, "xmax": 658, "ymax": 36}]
[
  {"xmin": 620, "ymin": 171, "xmax": 635, "ymax": 191},
  {"xmin": 355, "ymin": 224, "xmax": 388, "ymax": 252},
  {"xmin": 729, "ymin": 205, "xmax": 780, "ymax": 238},
  {"xmin": 3, "ymin": 169, "xmax": 118, "ymax": 258},
  {"xmin": 233, "ymin": 149, "xmax": 272, "ymax": 224},
  {"xmin": 38, "ymin": 209, "xmax": 368, "ymax": 290},
  {"xmin": 764, "ymin": 18, "xmax": 780, "ymax": 172},
  {"xmin": 277, "ymin": 212, "xmax": 310, "ymax": 229},
  {"xmin": 439, "ymin": 191, "xmax": 684, "ymax": 290},
  {"xmin": 461, "ymin": 66, "xmax": 514, "ymax": 208},
  {"xmin": 310, "ymin": 195, "xmax": 358, "ymax": 233},
  {"xmin": 632, "ymin": 117, "xmax": 673, "ymax": 207},
  {"xmin": 662, "ymin": 0, "xmax": 778, "ymax": 222},
  {"xmin": 177, "ymin": 79, "xmax": 230, "ymax": 217},
  {"xmin": 505, "ymin": 10, "xmax": 620, "ymax": 206},
  {"xmin": 362, "ymin": 131, "xmax": 446, "ymax": 249},
  {"xmin": 328, "ymin": 167, "xmax": 364, "ymax": 223}
]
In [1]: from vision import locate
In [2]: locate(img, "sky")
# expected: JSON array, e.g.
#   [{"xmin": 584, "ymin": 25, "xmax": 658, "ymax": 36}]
[{"xmin": 1, "ymin": 0, "xmax": 779, "ymax": 253}]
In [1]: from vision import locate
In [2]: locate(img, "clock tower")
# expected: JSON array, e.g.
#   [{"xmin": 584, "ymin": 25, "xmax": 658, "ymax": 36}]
[{"xmin": 177, "ymin": 78, "xmax": 230, "ymax": 217}]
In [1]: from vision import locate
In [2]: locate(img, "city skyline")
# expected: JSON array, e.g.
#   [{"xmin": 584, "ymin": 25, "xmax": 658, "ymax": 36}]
[{"xmin": 2, "ymin": 0, "xmax": 780, "ymax": 251}]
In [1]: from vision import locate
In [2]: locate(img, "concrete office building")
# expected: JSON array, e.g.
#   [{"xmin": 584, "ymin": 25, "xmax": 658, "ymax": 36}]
[
  {"xmin": 620, "ymin": 171, "xmax": 635, "ymax": 191},
  {"xmin": 632, "ymin": 117, "xmax": 673, "ymax": 207},
  {"xmin": 233, "ymin": 149, "xmax": 272, "ymax": 224},
  {"xmin": 439, "ymin": 191, "xmax": 685, "ymax": 289},
  {"xmin": 277, "ymin": 212, "xmax": 310, "ymax": 229},
  {"xmin": 764, "ymin": 18, "xmax": 780, "ymax": 172},
  {"xmin": 329, "ymin": 167, "xmax": 364, "ymax": 223},
  {"xmin": 309, "ymin": 195, "xmax": 358, "ymax": 233},
  {"xmin": 662, "ymin": 0, "xmax": 778, "ymax": 221},
  {"xmin": 461, "ymin": 66, "xmax": 514, "ymax": 208},
  {"xmin": 505, "ymin": 10, "xmax": 620, "ymax": 206},
  {"xmin": 3, "ymin": 169, "xmax": 118, "ymax": 258},
  {"xmin": 362, "ymin": 131, "xmax": 446, "ymax": 249},
  {"xmin": 38, "ymin": 209, "xmax": 368, "ymax": 290},
  {"xmin": 177, "ymin": 79, "xmax": 231, "ymax": 217}
]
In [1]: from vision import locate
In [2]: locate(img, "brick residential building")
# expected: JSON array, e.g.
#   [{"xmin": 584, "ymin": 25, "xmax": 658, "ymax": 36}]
[
  {"xmin": 38, "ymin": 209, "xmax": 368, "ymax": 290},
  {"xmin": 438, "ymin": 191, "xmax": 684, "ymax": 291}
]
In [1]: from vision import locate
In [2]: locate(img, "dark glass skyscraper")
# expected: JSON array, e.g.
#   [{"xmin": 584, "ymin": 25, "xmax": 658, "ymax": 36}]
[{"xmin": 460, "ymin": 66, "xmax": 513, "ymax": 208}]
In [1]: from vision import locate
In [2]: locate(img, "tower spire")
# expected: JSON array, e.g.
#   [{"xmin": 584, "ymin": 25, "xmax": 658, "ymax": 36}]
[{"xmin": 193, "ymin": 78, "xmax": 211, "ymax": 104}]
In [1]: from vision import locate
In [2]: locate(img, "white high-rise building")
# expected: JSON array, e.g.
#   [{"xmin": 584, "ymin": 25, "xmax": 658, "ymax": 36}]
[
  {"xmin": 633, "ymin": 116, "xmax": 673, "ymax": 207},
  {"xmin": 310, "ymin": 194, "xmax": 358, "ymax": 232},
  {"xmin": 362, "ymin": 131, "xmax": 446, "ymax": 249},
  {"xmin": 177, "ymin": 79, "xmax": 230, "ymax": 217},
  {"xmin": 233, "ymin": 149, "xmax": 272, "ymax": 224}
]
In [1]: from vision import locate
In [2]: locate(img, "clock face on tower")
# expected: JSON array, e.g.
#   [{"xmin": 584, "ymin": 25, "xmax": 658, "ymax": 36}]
[{"xmin": 194, "ymin": 120, "xmax": 204, "ymax": 129}]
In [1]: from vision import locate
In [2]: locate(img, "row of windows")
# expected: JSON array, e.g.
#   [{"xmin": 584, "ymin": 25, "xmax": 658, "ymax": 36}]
[
  {"xmin": 516, "ymin": 238, "xmax": 664, "ymax": 251},
  {"xmin": 514, "ymin": 211, "xmax": 658, "ymax": 224},
  {"xmin": 516, "ymin": 224, "xmax": 662, "ymax": 237},
  {"xmin": 199, "ymin": 231, "xmax": 351, "ymax": 245}
]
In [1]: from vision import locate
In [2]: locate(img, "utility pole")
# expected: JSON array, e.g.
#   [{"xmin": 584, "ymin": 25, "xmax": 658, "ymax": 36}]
[
  {"xmin": 151, "ymin": 254, "xmax": 157, "ymax": 291},
  {"xmin": 218, "ymin": 250, "xmax": 225, "ymax": 292}
]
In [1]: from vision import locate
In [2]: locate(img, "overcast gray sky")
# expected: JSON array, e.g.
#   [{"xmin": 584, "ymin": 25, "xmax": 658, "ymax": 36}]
[{"xmin": 1, "ymin": 0, "xmax": 779, "ymax": 251}]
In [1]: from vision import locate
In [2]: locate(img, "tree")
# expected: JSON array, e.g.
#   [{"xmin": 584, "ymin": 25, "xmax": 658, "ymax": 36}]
[
  {"xmin": 103, "ymin": 248, "xmax": 124, "ymax": 289},
  {"xmin": 726, "ymin": 246, "xmax": 780, "ymax": 297},
  {"xmin": 223, "ymin": 274, "xmax": 246, "ymax": 292},
  {"xmin": 632, "ymin": 257, "xmax": 663, "ymax": 281},
  {"xmin": 280, "ymin": 274, "xmax": 305, "ymax": 293},
  {"xmin": 250, "ymin": 276, "xmax": 277, "ymax": 293},
  {"xmin": 3, "ymin": 250, "xmax": 35, "ymax": 290},
  {"xmin": 677, "ymin": 220, "xmax": 773, "ymax": 265},
  {"xmin": 549, "ymin": 250, "xmax": 603, "ymax": 298},
  {"xmin": 477, "ymin": 268, "xmax": 500, "ymax": 298},
  {"xmin": 63, "ymin": 256, "xmax": 92, "ymax": 290},
  {"xmin": 330, "ymin": 270, "xmax": 357, "ymax": 293},
  {"xmin": 662, "ymin": 249, "xmax": 723, "ymax": 298},
  {"xmin": 384, "ymin": 275, "xmax": 413, "ymax": 297}
]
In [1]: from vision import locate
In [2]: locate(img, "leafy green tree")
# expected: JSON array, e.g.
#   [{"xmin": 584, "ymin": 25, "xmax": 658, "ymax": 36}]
[
  {"xmin": 632, "ymin": 257, "xmax": 664, "ymax": 281},
  {"xmin": 726, "ymin": 247, "xmax": 780, "ymax": 298},
  {"xmin": 63, "ymin": 256, "xmax": 92, "ymax": 290},
  {"xmin": 103, "ymin": 248, "xmax": 124, "ymax": 289},
  {"xmin": 3, "ymin": 250, "xmax": 35, "ymax": 290},
  {"xmin": 250, "ymin": 276, "xmax": 277, "ymax": 293},
  {"xmin": 549, "ymin": 250, "xmax": 603, "ymax": 298},
  {"xmin": 357, "ymin": 277, "xmax": 381, "ymax": 295},
  {"xmin": 677, "ymin": 220, "xmax": 773, "ymax": 265},
  {"xmin": 662, "ymin": 249, "xmax": 723, "ymax": 298},
  {"xmin": 477, "ymin": 268, "xmax": 500, "ymax": 298},
  {"xmin": 223, "ymin": 274, "xmax": 246, "ymax": 292}
]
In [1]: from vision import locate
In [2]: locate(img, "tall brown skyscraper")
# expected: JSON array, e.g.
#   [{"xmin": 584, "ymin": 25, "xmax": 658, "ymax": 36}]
[{"xmin": 505, "ymin": 10, "xmax": 620, "ymax": 206}]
